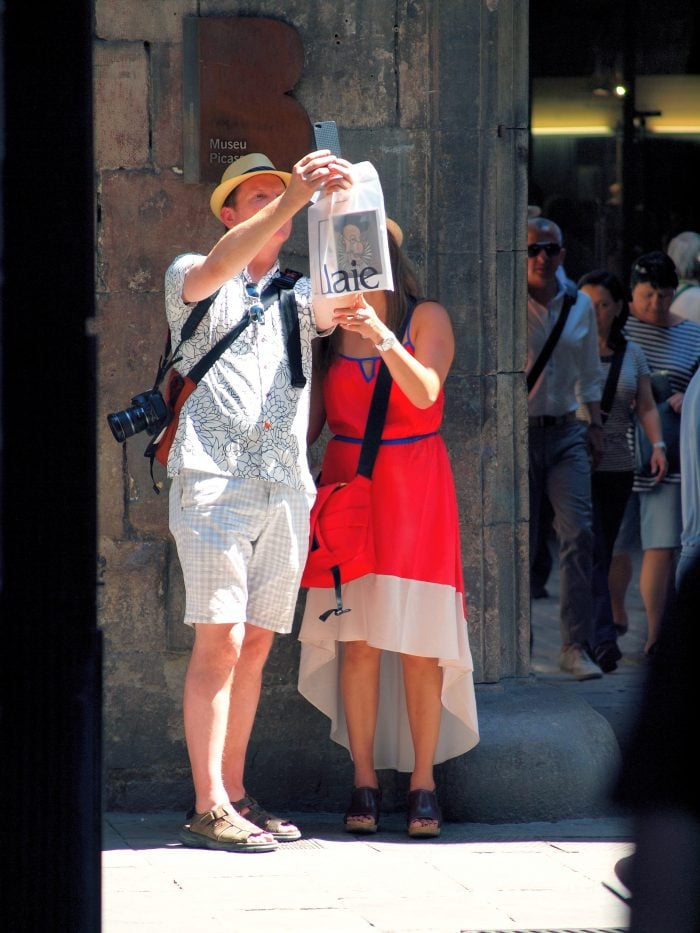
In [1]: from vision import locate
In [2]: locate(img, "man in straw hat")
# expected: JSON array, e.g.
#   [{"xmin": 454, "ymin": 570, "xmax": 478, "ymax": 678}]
[{"xmin": 164, "ymin": 149, "xmax": 354, "ymax": 852}]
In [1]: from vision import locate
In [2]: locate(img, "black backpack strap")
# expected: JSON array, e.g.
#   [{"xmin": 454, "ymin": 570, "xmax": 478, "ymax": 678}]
[
  {"xmin": 186, "ymin": 312, "xmax": 253, "ymax": 384},
  {"xmin": 183, "ymin": 271, "xmax": 305, "ymax": 388},
  {"xmin": 148, "ymin": 270, "xmax": 306, "ymax": 492},
  {"xmin": 527, "ymin": 291, "xmax": 575, "ymax": 394},
  {"xmin": 280, "ymin": 289, "xmax": 306, "ymax": 388}
]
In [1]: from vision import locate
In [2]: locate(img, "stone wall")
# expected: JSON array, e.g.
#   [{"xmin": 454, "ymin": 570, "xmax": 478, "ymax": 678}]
[{"xmin": 95, "ymin": 0, "xmax": 530, "ymax": 811}]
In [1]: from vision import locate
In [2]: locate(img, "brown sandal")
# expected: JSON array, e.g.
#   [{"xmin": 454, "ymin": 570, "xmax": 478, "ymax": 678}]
[
  {"xmin": 344, "ymin": 786, "xmax": 381, "ymax": 834},
  {"xmin": 407, "ymin": 788, "xmax": 442, "ymax": 838}
]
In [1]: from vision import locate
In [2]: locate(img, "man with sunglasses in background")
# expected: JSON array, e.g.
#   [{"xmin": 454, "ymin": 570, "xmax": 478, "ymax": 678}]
[
  {"xmin": 163, "ymin": 150, "xmax": 354, "ymax": 853},
  {"xmin": 527, "ymin": 216, "xmax": 604, "ymax": 679}
]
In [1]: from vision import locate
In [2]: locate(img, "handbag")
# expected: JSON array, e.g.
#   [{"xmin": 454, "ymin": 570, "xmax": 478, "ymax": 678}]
[
  {"xmin": 634, "ymin": 369, "xmax": 681, "ymax": 476},
  {"xmin": 635, "ymin": 399, "xmax": 681, "ymax": 476},
  {"xmin": 301, "ymin": 355, "xmax": 394, "ymax": 621}
]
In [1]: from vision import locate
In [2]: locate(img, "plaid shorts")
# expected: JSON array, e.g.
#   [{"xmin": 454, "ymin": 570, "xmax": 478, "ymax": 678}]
[{"xmin": 169, "ymin": 471, "xmax": 311, "ymax": 633}]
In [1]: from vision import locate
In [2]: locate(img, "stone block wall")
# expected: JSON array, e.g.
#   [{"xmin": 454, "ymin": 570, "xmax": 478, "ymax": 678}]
[{"xmin": 94, "ymin": 0, "xmax": 530, "ymax": 810}]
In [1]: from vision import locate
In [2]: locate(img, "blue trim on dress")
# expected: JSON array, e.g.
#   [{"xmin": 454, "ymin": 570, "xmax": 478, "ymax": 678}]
[
  {"xmin": 332, "ymin": 430, "xmax": 439, "ymax": 445},
  {"xmin": 336, "ymin": 303, "xmax": 419, "ymax": 381},
  {"xmin": 337, "ymin": 352, "xmax": 381, "ymax": 382}
]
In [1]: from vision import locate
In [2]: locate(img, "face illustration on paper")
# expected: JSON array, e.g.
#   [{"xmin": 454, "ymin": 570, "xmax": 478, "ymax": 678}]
[{"xmin": 335, "ymin": 214, "xmax": 375, "ymax": 273}]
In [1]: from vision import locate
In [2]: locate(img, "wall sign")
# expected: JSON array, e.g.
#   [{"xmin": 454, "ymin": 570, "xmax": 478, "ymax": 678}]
[{"xmin": 183, "ymin": 16, "xmax": 314, "ymax": 184}]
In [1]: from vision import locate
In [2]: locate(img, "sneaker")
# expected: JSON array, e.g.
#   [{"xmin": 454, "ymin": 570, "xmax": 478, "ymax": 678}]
[{"xmin": 559, "ymin": 644, "xmax": 603, "ymax": 680}]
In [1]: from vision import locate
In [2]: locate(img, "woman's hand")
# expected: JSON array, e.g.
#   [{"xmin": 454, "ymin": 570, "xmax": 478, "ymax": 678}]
[
  {"xmin": 332, "ymin": 293, "xmax": 390, "ymax": 347},
  {"xmin": 648, "ymin": 446, "xmax": 668, "ymax": 483},
  {"xmin": 667, "ymin": 391, "xmax": 684, "ymax": 414}
]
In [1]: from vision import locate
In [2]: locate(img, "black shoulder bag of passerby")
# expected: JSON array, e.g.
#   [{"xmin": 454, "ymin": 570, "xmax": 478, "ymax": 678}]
[
  {"xmin": 600, "ymin": 339, "xmax": 627, "ymax": 425},
  {"xmin": 527, "ymin": 292, "xmax": 575, "ymax": 394}
]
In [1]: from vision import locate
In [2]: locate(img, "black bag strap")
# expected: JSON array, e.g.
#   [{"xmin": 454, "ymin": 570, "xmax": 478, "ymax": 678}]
[
  {"xmin": 279, "ymin": 288, "xmax": 306, "ymax": 388},
  {"xmin": 356, "ymin": 361, "xmax": 393, "ymax": 479},
  {"xmin": 600, "ymin": 340, "xmax": 627, "ymax": 424},
  {"xmin": 527, "ymin": 291, "xmax": 575, "ymax": 394},
  {"xmin": 356, "ymin": 309, "xmax": 412, "ymax": 478},
  {"xmin": 157, "ymin": 269, "xmax": 304, "ymax": 391},
  {"xmin": 315, "ymin": 310, "xmax": 410, "ymax": 622},
  {"xmin": 146, "ymin": 270, "xmax": 304, "ymax": 493},
  {"xmin": 153, "ymin": 290, "xmax": 220, "ymax": 390}
]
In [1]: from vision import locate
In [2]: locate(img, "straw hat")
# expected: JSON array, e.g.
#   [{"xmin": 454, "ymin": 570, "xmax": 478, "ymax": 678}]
[
  {"xmin": 210, "ymin": 153, "xmax": 291, "ymax": 220},
  {"xmin": 386, "ymin": 218, "xmax": 403, "ymax": 247}
]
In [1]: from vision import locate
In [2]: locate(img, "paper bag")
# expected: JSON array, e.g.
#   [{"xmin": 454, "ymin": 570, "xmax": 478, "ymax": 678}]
[{"xmin": 308, "ymin": 161, "xmax": 394, "ymax": 298}]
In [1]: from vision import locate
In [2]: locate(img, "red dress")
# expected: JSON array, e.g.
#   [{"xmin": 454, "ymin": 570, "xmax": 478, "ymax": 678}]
[{"xmin": 298, "ymin": 325, "xmax": 479, "ymax": 771}]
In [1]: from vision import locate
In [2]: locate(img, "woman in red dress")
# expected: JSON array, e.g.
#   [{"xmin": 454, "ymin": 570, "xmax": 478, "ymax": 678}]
[{"xmin": 298, "ymin": 222, "xmax": 479, "ymax": 838}]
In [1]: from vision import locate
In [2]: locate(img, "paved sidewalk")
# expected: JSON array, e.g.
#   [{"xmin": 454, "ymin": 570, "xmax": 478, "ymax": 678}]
[
  {"xmin": 103, "ymin": 811, "xmax": 632, "ymax": 932},
  {"xmin": 529, "ymin": 546, "xmax": 648, "ymax": 757},
  {"xmin": 103, "ymin": 550, "xmax": 648, "ymax": 932}
]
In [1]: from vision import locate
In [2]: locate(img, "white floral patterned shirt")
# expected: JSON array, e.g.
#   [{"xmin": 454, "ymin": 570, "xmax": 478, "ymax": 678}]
[{"xmin": 164, "ymin": 254, "xmax": 321, "ymax": 495}]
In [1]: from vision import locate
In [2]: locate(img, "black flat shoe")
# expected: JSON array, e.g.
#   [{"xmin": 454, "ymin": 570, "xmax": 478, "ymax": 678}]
[
  {"xmin": 594, "ymin": 640, "xmax": 622, "ymax": 673},
  {"xmin": 344, "ymin": 786, "xmax": 381, "ymax": 834},
  {"xmin": 407, "ymin": 788, "xmax": 442, "ymax": 838}
]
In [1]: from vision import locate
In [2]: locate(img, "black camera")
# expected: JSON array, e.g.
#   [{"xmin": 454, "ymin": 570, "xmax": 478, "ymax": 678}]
[{"xmin": 107, "ymin": 389, "xmax": 169, "ymax": 444}]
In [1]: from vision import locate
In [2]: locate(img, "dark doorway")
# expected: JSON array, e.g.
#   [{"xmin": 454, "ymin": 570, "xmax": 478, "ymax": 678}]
[{"xmin": 529, "ymin": 0, "xmax": 700, "ymax": 279}]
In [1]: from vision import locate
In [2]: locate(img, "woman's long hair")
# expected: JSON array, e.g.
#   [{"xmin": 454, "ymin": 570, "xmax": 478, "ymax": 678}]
[{"xmin": 317, "ymin": 230, "xmax": 422, "ymax": 372}]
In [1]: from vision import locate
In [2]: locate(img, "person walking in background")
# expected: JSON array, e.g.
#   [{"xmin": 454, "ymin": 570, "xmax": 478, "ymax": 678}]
[
  {"xmin": 526, "ymin": 216, "xmax": 604, "ymax": 680},
  {"xmin": 607, "ymin": 251, "xmax": 700, "ymax": 655},
  {"xmin": 576, "ymin": 270, "xmax": 667, "ymax": 673},
  {"xmin": 163, "ymin": 150, "xmax": 355, "ymax": 853},
  {"xmin": 677, "ymin": 364, "xmax": 700, "ymax": 591},
  {"xmin": 667, "ymin": 230, "xmax": 700, "ymax": 324},
  {"xmin": 298, "ymin": 220, "xmax": 479, "ymax": 839}
]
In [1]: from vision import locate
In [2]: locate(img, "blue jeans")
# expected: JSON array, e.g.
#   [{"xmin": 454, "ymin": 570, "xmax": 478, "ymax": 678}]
[{"xmin": 529, "ymin": 420, "xmax": 594, "ymax": 647}]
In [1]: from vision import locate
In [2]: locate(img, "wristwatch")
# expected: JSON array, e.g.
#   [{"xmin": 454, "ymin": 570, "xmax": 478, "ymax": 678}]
[
  {"xmin": 653, "ymin": 440, "xmax": 667, "ymax": 450},
  {"xmin": 374, "ymin": 333, "xmax": 397, "ymax": 352}
]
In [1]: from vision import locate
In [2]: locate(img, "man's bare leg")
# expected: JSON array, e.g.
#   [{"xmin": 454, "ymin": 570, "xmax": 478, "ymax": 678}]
[
  {"xmin": 183, "ymin": 622, "xmax": 243, "ymax": 813},
  {"xmin": 221, "ymin": 623, "xmax": 275, "ymax": 801},
  {"xmin": 219, "ymin": 624, "xmax": 300, "ymax": 840}
]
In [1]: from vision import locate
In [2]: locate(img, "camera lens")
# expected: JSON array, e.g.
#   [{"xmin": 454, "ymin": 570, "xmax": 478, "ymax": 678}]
[
  {"xmin": 107, "ymin": 406, "xmax": 147, "ymax": 443},
  {"xmin": 106, "ymin": 390, "xmax": 168, "ymax": 444}
]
